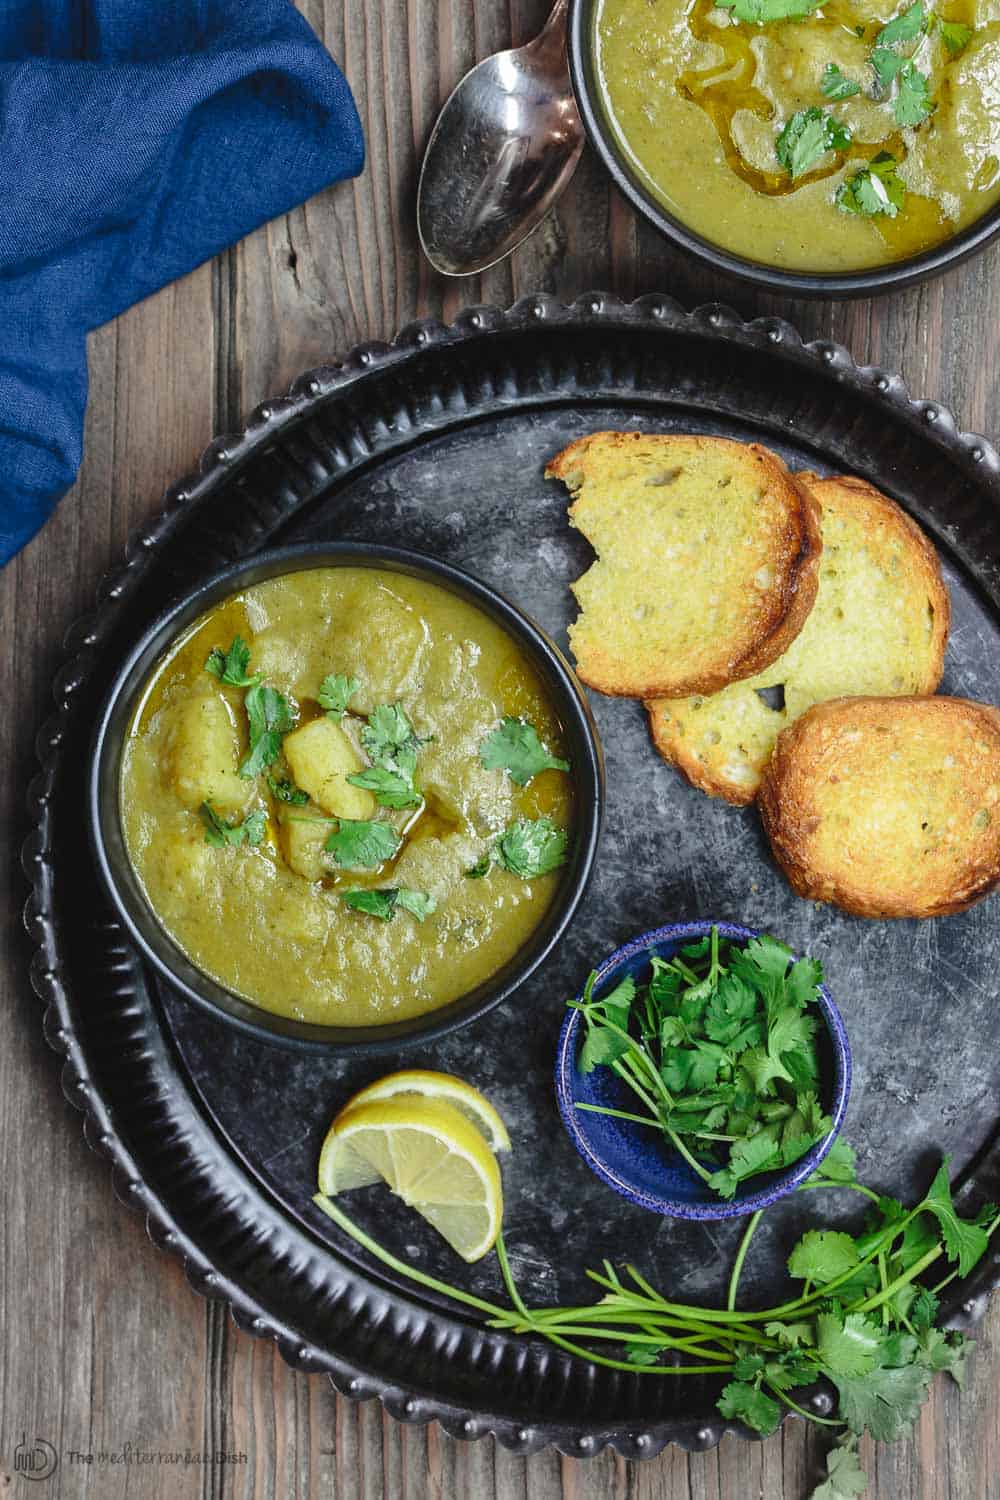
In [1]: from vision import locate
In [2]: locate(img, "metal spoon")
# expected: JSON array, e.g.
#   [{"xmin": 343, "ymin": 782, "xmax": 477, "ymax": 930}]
[{"xmin": 417, "ymin": 0, "xmax": 584, "ymax": 277}]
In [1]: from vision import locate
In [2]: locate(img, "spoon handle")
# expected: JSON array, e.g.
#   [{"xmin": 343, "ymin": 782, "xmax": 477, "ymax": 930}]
[{"xmin": 530, "ymin": 0, "xmax": 571, "ymax": 70}]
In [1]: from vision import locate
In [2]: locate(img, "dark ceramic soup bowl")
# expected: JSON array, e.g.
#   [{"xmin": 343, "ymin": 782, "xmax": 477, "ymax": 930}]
[
  {"xmin": 568, "ymin": 0, "xmax": 1000, "ymax": 298},
  {"xmin": 90, "ymin": 542, "xmax": 604, "ymax": 1054}
]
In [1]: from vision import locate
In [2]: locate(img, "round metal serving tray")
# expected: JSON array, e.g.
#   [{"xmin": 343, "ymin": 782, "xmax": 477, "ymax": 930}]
[{"xmin": 24, "ymin": 295, "xmax": 1000, "ymax": 1458}]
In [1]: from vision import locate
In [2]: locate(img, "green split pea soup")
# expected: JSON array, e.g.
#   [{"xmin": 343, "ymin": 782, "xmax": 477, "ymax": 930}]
[
  {"xmin": 595, "ymin": 0, "xmax": 1000, "ymax": 271},
  {"xmin": 120, "ymin": 567, "xmax": 575, "ymax": 1026}
]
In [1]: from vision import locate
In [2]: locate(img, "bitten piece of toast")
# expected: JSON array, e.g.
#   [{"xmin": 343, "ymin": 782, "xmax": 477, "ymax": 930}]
[
  {"xmin": 759, "ymin": 695, "xmax": 1000, "ymax": 919},
  {"xmin": 545, "ymin": 433, "xmax": 822, "ymax": 699},
  {"xmin": 646, "ymin": 475, "xmax": 950, "ymax": 803}
]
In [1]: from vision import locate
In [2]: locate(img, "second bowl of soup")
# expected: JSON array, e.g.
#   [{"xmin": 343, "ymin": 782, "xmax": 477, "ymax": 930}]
[{"xmin": 571, "ymin": 0, "xmax": 1000, "ymax": 292}]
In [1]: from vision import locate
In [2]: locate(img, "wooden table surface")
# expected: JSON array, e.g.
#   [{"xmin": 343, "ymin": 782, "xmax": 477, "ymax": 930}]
[{"xmin": 2, "ymin": 3, "xmax": 998, "ymax": 1497}]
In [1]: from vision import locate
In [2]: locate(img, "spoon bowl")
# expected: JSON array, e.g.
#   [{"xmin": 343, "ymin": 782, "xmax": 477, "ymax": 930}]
[{"xmin": 417, "ymin": 0, "xmax": 584, "ymax": 276}]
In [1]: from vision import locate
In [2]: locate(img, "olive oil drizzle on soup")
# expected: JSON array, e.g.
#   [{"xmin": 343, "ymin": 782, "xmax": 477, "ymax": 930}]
[
  {"xmin": 595, "ymin": 0, "xmax": 1000, "ymax": 271},
  {"xmin": 120, "ymin": 569, "xmax": 574, "ymax": 1026}
]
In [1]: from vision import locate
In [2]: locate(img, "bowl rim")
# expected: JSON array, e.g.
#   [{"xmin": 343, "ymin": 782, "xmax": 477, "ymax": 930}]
[
  {"xmin": 88, "ymin": 540, "xmax": 604, "ymax": 1054},
  {"xmin": 555, "ymin": 919, "xmax": 852, "ymax": 1220},
  {"xmin": 567, "ymin": 0, "xmax": 1000, "ymax": 298}
]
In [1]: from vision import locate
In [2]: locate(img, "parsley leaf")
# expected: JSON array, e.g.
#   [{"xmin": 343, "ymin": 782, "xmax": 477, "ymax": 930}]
[
  {"xmin": 479, "ymin": 716, "xmax": 570, "ymax": 786},
  {"xmin": 870, "ymin": 45, "xmax": 904, "ymax": 87},
  {"xmin": 205, "ymin": 636, "xmax": 260, "ymax": 687},
  {"xmin": 776, "ymin": 107, "xmax": 852, "ymax": 179},
  {"xmin": 240, "ymin": 684, "xmax": 295, "ymax": 778},
  {"xmin": 837, "ymin": 153, "xmax": 905, "ymax": 217},
  {"xmin": 356, "ymin": 701, "xmax": 427, "ymax": 805},
  {"xmin": 788, "ymin": 1229, "xmax": 860, "ymax": 1284},
  {"xmin": 916, "ymin": 1327, "xmax": 971, "ymax": 1386},
  {"xmin": 740, "ymin": 1046, "xmax": 793, "ymax": 1095},
  {"xmin": 921, "ymin": 1160, "xmax": 991, "ymax": 1275},
  {"xmin": 267, "ymin": 774, "xmax": 309, "ymax": 805},
  {"xmin": 347, "ymin": 765, "xmax": 422, "ymax": 810},
  {"xmin": 396, "ymin": 888, "xmax": 437, "ymax": 921},
  {"xmin": 810, "ymin": 1433, "xmax": 869, "ymax": 1499},
  {"xmin": 465, "ymin": 854, "xmax": 491, "ymax": 879},
  {"xmin": 362, "ymin": 703, "xmax": 421, "ymax": 768},
  {"xmin": 821, "ymin": 62, "xmax": 862, "ymax": 99},
  {"xmin": 340, "ymin": 888, "xmax": 397, "ymax": 919},
  {"xmin": 707, "ymin": 1128, "xmax": 783, "ymax": 1199},
  {"xmin": 717, "ymin": 1380, "xmax": 783, "ymax": 1436},
  {"xmin": 894, "ymin": 60, "xmax": 934, "ymax": 124},
  {"xmin": 816, "ymin": 1310, "xmax": 883, "ymax": 1376},
  {"xmin": 786, "ymin": 955, "xmax": 824, "ymax": 1007},
  {"xmin": 494, "ymin": 817, "xmax": 568, "ymax": 878},
  {"xmin": 624, "ymin": 1340, "xmax": 668, "ymax": 1366},
  {"xmin": 324, "ymin": 819, "xmax": 401, "ymax": 869},
  {"xmin": 318, "ymin": 673, "xmax": 360, "ymax": 720},
  {"xmin": 718, "ymin": 0, "xmax": 821, "ymax": 23},
  {"xmin": 877, "ymin": 0, "xmax": 926, "ymax": 46},
  {"xmin": 704, "ymin": 973, "xmax": 757, "ymax": 1044},
  {"xmin": 200, "ymin": 802, "xmax": 267, "ymax": 848},
  {"xmin": 579, "ymin": 1023, "xmax": 633, "ymax": 1073},
  {"xmin": 340, "ymin": 886, "xmax": 436, "ymax": 922},
  {"xmin": 832, "ymin": 1362, "xmax": 932, "ymax": 1442},
  {"xmin": 910, "ymin": 1286, "xmax": 939, "ymax": 1330},
  {"xmin": 934, "ymin": 15, "xmax": 973, "ymax": 53},
  {"xmin": 765, "ymin": 1319, "xmax": 815, "ymax": 1348}
]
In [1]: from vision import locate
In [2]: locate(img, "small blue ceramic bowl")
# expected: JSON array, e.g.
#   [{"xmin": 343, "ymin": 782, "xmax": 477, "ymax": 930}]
[{"xmin": 555, "ymin": 920, "xmax": 852, "ymax": 1221}]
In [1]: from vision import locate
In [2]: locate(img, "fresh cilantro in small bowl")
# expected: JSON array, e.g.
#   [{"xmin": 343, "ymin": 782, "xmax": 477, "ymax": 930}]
[{"xmin": 555, "ymin": 921, "xmax": 851, "ymax": 1220}]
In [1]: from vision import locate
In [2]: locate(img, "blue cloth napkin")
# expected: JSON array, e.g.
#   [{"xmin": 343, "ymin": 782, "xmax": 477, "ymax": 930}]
[{"xmin": 1, "ymin": 1, "xmax": 364, "ymax": 565}]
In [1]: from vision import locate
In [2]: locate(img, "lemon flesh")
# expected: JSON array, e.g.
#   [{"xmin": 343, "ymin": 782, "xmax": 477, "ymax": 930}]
[
  {"xmin": 332, "ymin": 1069, "xmax": 511, "ymax": 1154},
  {"xmin": 317, "ymin": 1132, "xmax": 381, "ymax": 1196},
  {"xmin": 326, "ymin": 1096, "xmax": 503, "ymax": 1262}
]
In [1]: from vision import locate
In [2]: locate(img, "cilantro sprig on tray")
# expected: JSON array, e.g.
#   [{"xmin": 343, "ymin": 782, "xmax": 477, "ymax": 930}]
[
  {"xmin": 316, "ymin": 1141, "xmax": 998, "ymax": 1500},
  {"xmin": 569, "ymin": 929, "xmax": 833, "ymax": 1199}
]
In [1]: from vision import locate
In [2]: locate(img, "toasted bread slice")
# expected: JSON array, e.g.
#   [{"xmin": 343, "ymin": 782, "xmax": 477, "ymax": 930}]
[
  {"xmin": 546, "ymin": 433, "xmax": 822, "ymax": 698},
  {"xmin": 646, "ymin": 475, "xmax": 950, "ymax": 803},
  {"xmin": 759, "ymin": 696, "xmax": 1000, "ymax": 918}
]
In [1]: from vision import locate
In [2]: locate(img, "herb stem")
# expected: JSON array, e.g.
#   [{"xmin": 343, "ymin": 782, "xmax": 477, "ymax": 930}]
[
  {"xmin": 610, "ymin": 1054, "xmax": 666, "ymax": 1121},
  {"xmin": 574, "ymin": 1102, "xmax": 662, "ymax": 1129},
  {"xmin": 495, "ymin": 1233, "xmax": 530, "ymax": 1321},
  {"xmin": 877, "ymin": 1250, "xmax": 890, "ymax": 1327},
  {"xmin": 664, "ymin": 1126, "xmax": 715, "ymax": 1185},
  {"xmin": 311, "ymin": 1194, "xmax": 507, "ymax": 1319},
  {"xmin": 509, "ymin": 1324, "xmax": 733, "ymax": 1377},
  {"xmin": 728, "ymin": 1210, "xmax": 763, "ymax": 1312},
  {"xmin": 854, "ymin": 1244, "xmax": 942, "ymax": 1316},
  {"xmin": 766, "ymin": 1384, "xmax": 842, "ymax": 1428}
]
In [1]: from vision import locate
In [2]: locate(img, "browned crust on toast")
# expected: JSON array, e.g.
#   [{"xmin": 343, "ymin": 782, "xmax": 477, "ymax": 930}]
[
  {"xmin": 545, "ymin": 433, "xmax": 823, "ymax": 698},
  {"xmin": 644, "ymin": 473, "xmax": 951, "ymax": 805},
  {"xmin": 759, "ymin": 695, "xmax": 1000, "ymax": 918}
]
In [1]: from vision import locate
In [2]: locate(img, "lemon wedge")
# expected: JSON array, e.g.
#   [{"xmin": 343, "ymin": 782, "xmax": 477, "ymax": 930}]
[
  {"xmin": 319, "ymin": 1096, "xmax": 503, "ymax": 1262},
  {"xmin": 331, "ymin": 1069, "xmax": 511, "ymax": 1154}
]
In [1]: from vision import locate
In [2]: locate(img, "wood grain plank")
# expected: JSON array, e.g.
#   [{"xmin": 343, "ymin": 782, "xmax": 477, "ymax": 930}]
[
  {"xmin": 0, "ymin": 270, "xmax": 218, "ymax": 1500},
  {"xmin": 2, "ymin": 1, "xmax": 1000, "ymax": 1497}
]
